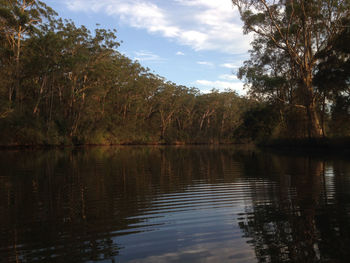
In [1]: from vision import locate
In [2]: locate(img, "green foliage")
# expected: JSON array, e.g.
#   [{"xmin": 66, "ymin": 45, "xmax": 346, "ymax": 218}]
[
  {"xmin": 0, "ymin": 2, "xmax": 251, "ymax": 145},
  {"xmin": 235, "ymin": 104, "xmax": 280, "ymax": 142},
  {"xmin": 313, "ymin": 18, "xmax": 350, "ymax": 137},
  {"xmin": 329, "ymin": 96, "xmax": 350, "ymax": 137},
  {"xmin": 234, "ymin": 0, "xmax": 350, "ymax": 139},
  {"xmin": 2, "ymin": 1, "xmax": 348, "ymax": 145}
]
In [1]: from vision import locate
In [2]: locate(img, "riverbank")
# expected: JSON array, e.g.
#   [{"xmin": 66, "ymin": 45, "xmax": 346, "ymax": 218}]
[
  {"xmin": 0, "ymin": 140, "xmax": 249, "ymax": 150},
  {"xmin": 2, "ymin": 137, "xmax": 350, "ymax": 151}
]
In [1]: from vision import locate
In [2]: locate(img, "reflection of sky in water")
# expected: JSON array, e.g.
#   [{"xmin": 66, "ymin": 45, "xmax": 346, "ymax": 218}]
[
  {"xmin": 118, "ymin": 183, "xmax": 256, "ymax": 262},
  {"xmin": 2, "ymin": 147, "xmax": 350, "ymax": 263},
  {"xmin": 324, "ymin": 164, "xmax": 336, "ymax": 202},
  {"xmin": 127, "ymin": 241, "xmax": 255, "ymax": 263}
]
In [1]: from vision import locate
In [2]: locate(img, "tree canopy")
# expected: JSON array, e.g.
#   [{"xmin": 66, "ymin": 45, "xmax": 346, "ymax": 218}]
[
  {"xmin": 0, "ymin": 1, "xmax": 254, "ymax": 146},
  {"xmin": 1, "ymin": 0, "xmax": 350, "ymax": 146},
  {"xmin": 233, "ymin": 0, "xmax": 350, "ymax": 138}
]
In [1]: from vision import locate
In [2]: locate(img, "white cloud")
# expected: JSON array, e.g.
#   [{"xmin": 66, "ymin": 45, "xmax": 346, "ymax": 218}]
[
  {"xmin": 220, "ymin": 63, "xmax": 241, "ymax": 69},
  {"xmin": 64, "ymin": 0, "xmax": 251, "ymax": 54},
  {"xmin": 134, "ymin": 50, "xmax": 163, "ymax": 62},
  {"xmin": 219, "ymin": 74, "xmax": 238, "ymax": 81},
  {"xmin": 176, "ymin": 51, "xmax": 185, "ymax": 56},
  {"xmin": 195, "ymin": 79, "xmax": 245, "ymax": 95},
  {"xmin": 197, "ymin": 61, "xmax": 214, "ymax": 67},
  {"xmin": 66, "ymin": 0, "xmax": 181, "ymax": 37}
]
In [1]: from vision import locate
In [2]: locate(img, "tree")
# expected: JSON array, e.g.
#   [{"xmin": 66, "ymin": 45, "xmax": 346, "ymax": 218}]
[
  {"xmin": 232, "ymin": 0, "xmax": 350, "ymax": 138},
  {"xmin": 0, "ymin": 1, "xmax": 251, "ymax": 146},
  {"xmin": 314, "ymin": 18, "xmax": 350, "ymax": 136},
  {"xmin": 0, "ymin": 0, "xmax": 55, "ymax": 104}
]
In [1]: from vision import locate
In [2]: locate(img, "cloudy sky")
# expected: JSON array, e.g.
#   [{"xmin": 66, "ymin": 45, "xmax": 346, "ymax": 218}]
[{"xmin": 46, "ymin": 0, "xmax": 251, "ymax": 94}]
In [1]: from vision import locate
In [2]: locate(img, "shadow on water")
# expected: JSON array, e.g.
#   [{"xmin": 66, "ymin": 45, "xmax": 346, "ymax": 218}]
[{"xmin": 0, "ymin": 146, "xmax": 350, "ymax": 262}]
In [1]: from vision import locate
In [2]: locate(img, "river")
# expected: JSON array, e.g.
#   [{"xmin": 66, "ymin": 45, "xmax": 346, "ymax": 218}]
[{"xmin": 1, "ymin": 146, "xmax": 350, "ymax": 262}]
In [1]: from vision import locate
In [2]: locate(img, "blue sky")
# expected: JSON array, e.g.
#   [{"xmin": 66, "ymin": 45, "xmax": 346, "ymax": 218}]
[{"xmin": 46, "ymin": 0, "xmax": 252, "ymax": 94}]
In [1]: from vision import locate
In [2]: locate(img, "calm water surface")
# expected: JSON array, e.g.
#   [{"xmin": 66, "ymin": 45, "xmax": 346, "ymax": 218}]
[{"xmin": 1, "ymin": 146, "xmax": 350, "ymax": 262}]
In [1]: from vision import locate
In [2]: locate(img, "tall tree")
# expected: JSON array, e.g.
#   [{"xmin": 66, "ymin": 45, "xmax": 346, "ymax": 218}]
[
  {"xmin": 0, "ymin": 0, "xmax": 55, "ymax": 104},
  {"xmin": 0, "ymin": 1, "xmax": 251, "ymax": 145},
  {"xmin": 314, "ymin": 19, "xmax": 350, "ymax": 136},
  {"xmin": 232, "ymin": 0, "xmax": 350, "ymax": 138}
]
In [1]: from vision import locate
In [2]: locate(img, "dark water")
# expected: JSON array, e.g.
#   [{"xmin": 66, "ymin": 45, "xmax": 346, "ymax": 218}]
[{"xmin": 1, "ymin": 146, "xmax": 350, "ymax": 263}]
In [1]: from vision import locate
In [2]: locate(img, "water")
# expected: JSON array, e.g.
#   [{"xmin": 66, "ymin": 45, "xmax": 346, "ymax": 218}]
[{"xmin": 1, "ymin": 146, "xmax": 350, "ymax": 263}]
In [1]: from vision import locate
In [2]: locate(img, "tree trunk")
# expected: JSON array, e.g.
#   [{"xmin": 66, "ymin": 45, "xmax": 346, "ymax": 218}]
[
  {"xmin": 302, "ymin": 59, "xmax": 323, "ymax": 138},
  {"xmin": 306, "ymin": 103, "xmax": 322, "ymax": 138},
  {"xmin": 321, "ymin": 93, "xmax": 326, "ymax": 137},
  {"xmin": 304, "ymin": 75, "xmax": 322, "ymax": 139}
]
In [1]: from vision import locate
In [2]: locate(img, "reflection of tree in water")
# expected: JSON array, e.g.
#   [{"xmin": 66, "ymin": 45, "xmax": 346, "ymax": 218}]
[
  {"xmin": 316, "ymin": 159, "xmax": 350, "ymax": 262},
  {"xmin": 0, "ymin": 149, "xmax": 124, "ymax": 263},
  {"xmin": 0, "ymin": 146, "xmax": 251, "ymax": 262},
  {"xmin": 237, "ymin": 153, "xmax": 350, "ymax": 263},
  {"xmin": 3, "ymin": 147, "xmax": 350, "ymax": 262}
]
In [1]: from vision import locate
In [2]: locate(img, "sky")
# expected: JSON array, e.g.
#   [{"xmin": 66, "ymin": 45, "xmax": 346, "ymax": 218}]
[{"xmin": 45, "ymin": 0, "xmax": 252, "ymax": 94}]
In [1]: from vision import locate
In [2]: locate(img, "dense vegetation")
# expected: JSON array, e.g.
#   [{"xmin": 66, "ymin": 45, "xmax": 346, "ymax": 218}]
[
  {"xmin": 0, "ymin": 0, "xmax": 349, "ymax": 146},
  {"xmin": 0, "ymin": 0, "xmax": 253, "ymax": 146},
  {"xmin": 233, "ymin": 0, "xmax": 350, "ymax": 140}
]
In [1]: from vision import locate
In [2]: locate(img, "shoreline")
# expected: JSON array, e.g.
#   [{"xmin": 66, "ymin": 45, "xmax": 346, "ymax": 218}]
[
  {"xmin": 0, "ymin": 141, "xmax": 249, "ymax": 150},
  {"xmin": 1, "ymin": 138, "xmax": 350, "ymax": 151}
]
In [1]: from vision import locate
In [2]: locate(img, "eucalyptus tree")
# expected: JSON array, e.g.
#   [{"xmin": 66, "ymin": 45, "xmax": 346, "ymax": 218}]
[
  {"xmin": 0, "ymin": 1, "xmax": 254, "ymax": 145},
  {"xmin": 232, "ymin": 0, "xmax": 350, "ymax": 138},
  {"xmin": 238, "ymin": 37, "xmax": 298, "ymax": 106},
  {"xmin": 314, "ymin": 20, "xmax": 350, "ymax": 136},
  {"xmin": 314, "ymin": 18, "xmax": 350, "ymax": 98},
  {"xmin": 216, "ymin": 91, "xmax": 248, "ymax": 138},
  {"xmin": 172, "ymin": 86, "xmax": 198, "ymax": 140},
  {"xmin": 154, "ymin": 81, "xmax": 184, "ymax": 140},
  {"xmin": 0, "ymin": 0, "xmax": 55, "ymax": 104}
]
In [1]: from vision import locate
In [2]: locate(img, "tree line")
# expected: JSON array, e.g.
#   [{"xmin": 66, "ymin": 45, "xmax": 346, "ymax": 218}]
[
  {"xmin": 0, "ymin": 0, "xmax": 254, "ymax": 146},
  {"xmin": 0, "ymin": 0, "xmax": 350, "ymax": 146}
]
